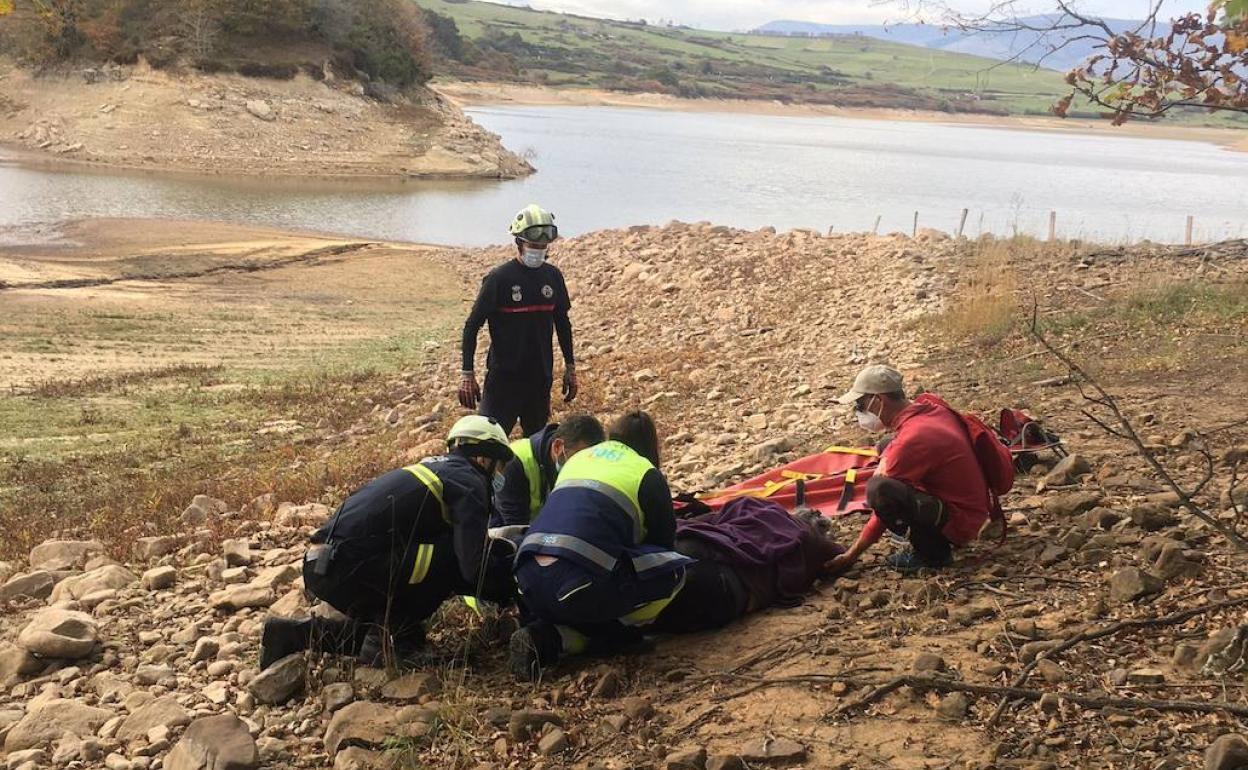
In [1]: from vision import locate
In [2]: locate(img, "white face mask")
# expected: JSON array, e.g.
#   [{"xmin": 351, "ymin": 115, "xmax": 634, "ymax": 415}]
[
  {"xmin": 521, "ymin": 247, "xmax": 547, "ymax": 268},
  {"xmin": 856, "ymin": 396, "xmax": 886, "ymax": 433}
]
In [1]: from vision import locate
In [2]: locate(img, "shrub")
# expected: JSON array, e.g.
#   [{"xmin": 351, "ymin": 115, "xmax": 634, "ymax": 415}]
[{"xmin": 237, "ymin": 61, "xmax": 299, "ymax": 79}]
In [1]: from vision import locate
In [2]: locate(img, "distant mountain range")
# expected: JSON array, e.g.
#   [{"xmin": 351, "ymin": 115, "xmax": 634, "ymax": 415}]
[{"xmin": 754, "ymin": 16, "xmax": 1169, "ymax": 72}]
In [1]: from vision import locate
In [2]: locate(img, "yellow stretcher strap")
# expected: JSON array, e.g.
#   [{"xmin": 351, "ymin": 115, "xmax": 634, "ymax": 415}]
[
  {"xmin": 845, "ymin": 468, "xmax": 858, "ymax": 484},
  {"xmin": 697, "ymin": 446, "xmax": 878, "ymax": 502},
  {"xmin": 408, "ymin": 543, "xmax": 435, "ymax": 584},
  {"xmin": 822, "ymin": 445, "xmax": 880, "ymax": 458}
]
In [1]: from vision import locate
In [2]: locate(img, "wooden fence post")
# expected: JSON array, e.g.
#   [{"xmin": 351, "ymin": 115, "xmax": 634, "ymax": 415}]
[
  {"xmin": 912, "ymin": 211, "xmax": 918, "ymax": 238},
  {"xmin": 1048, "ymin": 211, "xmax": 1057, "ymax": 242},
  {"xmin": 957, "ymin": 208, "xmax": 969, "ymax": 239},
  {"xmin": 872, "ymin": 215, "xmax": 881, "ymax": 235},
  {"xmin": 1185, "ymin": 215, "xmax": 1194, "ymax": 246}
]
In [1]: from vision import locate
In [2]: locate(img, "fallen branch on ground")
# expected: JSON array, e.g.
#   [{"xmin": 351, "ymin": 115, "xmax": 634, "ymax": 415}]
[
  {"xmin": 985, "ymin": 594, "xmax": 1248, "ymax": 728},
  {"xmin": 830, "ymin": 674, "xmax": 1248, "ymax": 720},
  {"xmin": 1027, "ymin": 299, "xmax": 1248, "ymax": 552}
]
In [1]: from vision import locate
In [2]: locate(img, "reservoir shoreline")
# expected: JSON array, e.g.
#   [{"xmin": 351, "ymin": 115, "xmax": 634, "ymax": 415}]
[{"xmin": 434, "ymin": 81, "xmax": 1248, "ymax": 154}]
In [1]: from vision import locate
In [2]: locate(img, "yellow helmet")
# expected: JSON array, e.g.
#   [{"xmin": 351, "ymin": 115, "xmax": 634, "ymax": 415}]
[
  {"xmin": 508, "ymin": 204, "xmax": 558, "ymax": 244},
  {"xmin": 446, "ymin": 415, "xmax": 513, "ymax": 461}
]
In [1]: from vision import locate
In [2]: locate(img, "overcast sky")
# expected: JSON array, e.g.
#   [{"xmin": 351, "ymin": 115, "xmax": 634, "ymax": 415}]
[{"xmin": 503, "ymin": 0, "xmax": 1211, "ymax": 30}]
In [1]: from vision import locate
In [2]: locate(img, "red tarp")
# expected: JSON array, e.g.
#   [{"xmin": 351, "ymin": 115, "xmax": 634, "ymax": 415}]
[{"xmin": 694, "ymin": 446, "xmax": 880, "ymax": 518}]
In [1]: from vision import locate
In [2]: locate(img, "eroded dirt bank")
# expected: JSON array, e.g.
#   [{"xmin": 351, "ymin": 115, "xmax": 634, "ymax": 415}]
[{"xmin": 0, "ymin": 61, "xmax": 532, "ymax": 179}]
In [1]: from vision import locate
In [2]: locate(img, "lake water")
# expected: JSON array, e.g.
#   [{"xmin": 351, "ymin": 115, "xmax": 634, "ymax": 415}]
[{"xmin": 2, "ymin": 105, "xmax": 1247, "ymax": 247}]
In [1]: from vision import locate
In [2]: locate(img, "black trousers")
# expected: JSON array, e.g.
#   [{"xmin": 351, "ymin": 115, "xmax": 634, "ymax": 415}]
[
  {"xmin": 303, "ymin": 534, "xmax": 465, "ymax": 642},
  {"xmin": 479, "ymin": 371, "xmax": 552, "ymax": 437},
  {"xmin": 866, "ymin": 475, "xmax": 953, "ymax": 563},
  {"xmin": 649, "ymin": 558, "xmax": 748, "ymax": 634}
]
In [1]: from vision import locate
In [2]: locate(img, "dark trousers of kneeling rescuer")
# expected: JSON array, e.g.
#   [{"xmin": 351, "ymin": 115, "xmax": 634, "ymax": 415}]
[{"xmin": 260, "ymin": 533, "xmax": 484, "ymax": 669}]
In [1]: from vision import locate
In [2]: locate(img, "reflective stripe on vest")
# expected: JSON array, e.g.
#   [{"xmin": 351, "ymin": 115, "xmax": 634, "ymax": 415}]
[
  {"xmin": 553, "ymin": 440, "xmax": 651, "ymax": 543},
  {"xmin": 520, "ymin": 531, "xmax": 618, "ymax": 572},
  {"xmin": 510, "ymin": 436, "xmax": 544, "ymax": 520},
  {"xmin": 408, "ymin": 543, "xmax": 436, "ymax": 584},
  {"xmin": 402, "ymin": 463, "xmax": 449, "ymax": 524}
]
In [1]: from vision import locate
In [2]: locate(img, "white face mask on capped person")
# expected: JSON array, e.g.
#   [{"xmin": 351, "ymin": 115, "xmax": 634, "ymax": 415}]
[
  {"xmin": 520, "ymin": 247, "xmax": 547, "ymax": 268},
  {"xmin": 856, "ymin": 395, "xmax": 886, "ymax": 433}
]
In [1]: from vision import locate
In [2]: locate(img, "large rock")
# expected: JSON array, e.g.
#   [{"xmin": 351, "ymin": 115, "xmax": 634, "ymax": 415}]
[
  {"xmin": 4, "ymin": 699, "xmax": 111, "ymax": 752},
  {"xmin": 247, "ymin": 654, "xmax": 304, "ymax": 705},
  {"xmin": 116, "ymin": 696, "xmax": 191, "ymax": 740},
  {"xmin": 164, "ymin": 714, "xmax": 258, "ymax": 770},
  {"xmin": 245, "ymin": 100, "xmax": 275, "ymax": 122},
  {"xmin": 134, "ymin": 536, "xmax": 179, "ymax": 560},
  {"xmin": 324, "ymin": 702, "xmax": 401, "ymax": 757},
  {"xmin": 142, "ymin": 566, "xmax": 177, "ymax": 590},
  {"xmin": 274, "ymin": 502, "xmax": 331, "ymax": 527},
  {"xmin": 740, "ymin": 737, "xmax": 806, "ymax": 763},
  {"xmin": 1042, "ymin": 454, "xmax": 1092, "ymax": 487},
  {"xmin": 49, "ymin": 565, "xmax": 136, "ymax": 603},
  {"xmin": 29, "ymin": 540, "xmax": 105, "ymax": 571},
  {"xmin": 1043, "ymin": 491, "xmax": 1103, "ymax": 517},
  {"xmin": 1109, "ymin": 567, "xmax": 1164, "ymax": 604},
  {"xmin": 0, "ymin": 571, "xmax": 59, "ymax": 602},
  {"xmin": 1206, "ymin": 734, "xmax": 1248, "ymax": 770},
  {"xmin": 379, "ymin": 673, "xmax": 439, "ymax": 702},
  {"xmin": 210, "ymin": 584, "xmax": 276, "ymax": 611},
  {"xmin": 0, "ymin": 643, "xmax": 41, "ymax": 687},
  {"xmin": 17, "ymin": 608, "xmax": 98, "ymax": 659},
  {"xmin": 181, "ymin": 494, "xmax": 228, "ymax": 527}
]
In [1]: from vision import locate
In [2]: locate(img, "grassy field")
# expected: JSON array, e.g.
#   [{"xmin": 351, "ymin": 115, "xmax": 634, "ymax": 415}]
[
  {"xmin": 419, "ymin": 0, "xmax": 1248, "ymax": 126},
  {"xmin": 0, "ymin": 220, "xmax": 465, "ymax": 560},
  {"xmin": 420, "ymin": 0, "xmax": 1065, "ymax": 115}
]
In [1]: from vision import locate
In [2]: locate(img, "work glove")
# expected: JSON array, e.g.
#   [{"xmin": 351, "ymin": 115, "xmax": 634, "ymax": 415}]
[
  {"xmin": 561, "ymin": 367, "xmax": 578, "ymax": 403},
  {"xmin": 458, "ymin": 371, "xmax": 481, "ymax": 410}
]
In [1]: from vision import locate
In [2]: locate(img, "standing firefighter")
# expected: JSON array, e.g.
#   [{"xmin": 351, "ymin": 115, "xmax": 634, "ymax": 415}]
[
  {"xmin": 259, "ymin": 416, "xmax": 515, "ymax": 669},
  {"xmin": 460, "ymin": 204, "xmax": 577, "ymax": 437}
]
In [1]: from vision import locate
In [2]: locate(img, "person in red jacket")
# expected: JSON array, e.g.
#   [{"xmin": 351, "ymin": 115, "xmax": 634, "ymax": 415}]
[{"xmin": 824, "ymin": 365, "xmax": 992, "ymax": 574}]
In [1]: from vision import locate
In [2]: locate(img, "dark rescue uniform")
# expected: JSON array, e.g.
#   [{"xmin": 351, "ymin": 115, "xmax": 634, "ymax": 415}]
[
  {"xmin": 305, "ymin": 455, "xmax": 510, "ymax": 640},
  {"xmin": 515, "ymin": 442, "xmax": 688, "ymax": 638},
  {"xmin": 462, "ymin": 260, "xmax": 573, "ymax": 436},
  {"xmin": 494, "ymin": 424, "xmax": 559, "ymax": 527}
]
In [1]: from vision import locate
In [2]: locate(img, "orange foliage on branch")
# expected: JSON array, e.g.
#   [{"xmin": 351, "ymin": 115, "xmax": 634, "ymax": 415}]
[{"xmin": 1056, "ymin": 0, "xmax": 1248, "ymax": 123}]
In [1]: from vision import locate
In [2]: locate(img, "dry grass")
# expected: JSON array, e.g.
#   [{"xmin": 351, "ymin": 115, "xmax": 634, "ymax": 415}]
[
  {"xmin": 0, "ymin": 236, "xmax": 465, "ymax": 561},
  {"xmin": 933, "ymin": 239, "xmax": 1022, "ymax": 346}
]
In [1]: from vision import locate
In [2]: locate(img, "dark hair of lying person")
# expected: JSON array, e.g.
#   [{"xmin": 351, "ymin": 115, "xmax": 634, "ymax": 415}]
[
  {"xmin": 553, "ymin": 413, "xmax": 606, "ymax": 447},
  {"xmin": 609, "ymin": 410, "xmax": 661, "ymax": 467}
]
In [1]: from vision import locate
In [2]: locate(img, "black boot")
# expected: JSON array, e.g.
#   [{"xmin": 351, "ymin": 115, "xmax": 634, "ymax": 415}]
[
  {"xmin": 356, "ymin": 625, "xmax": 427, "ymax": 669},
  {"xmin": 260, "ymin": 617, "xmax": 311, "ymax": 670},
  {"xmin": 260, "ymin": 615, "xmax": 364, "ymax": 670},
  {"xmin": 508, "ymin": 621, "xmax": 562, "ymax": 682}
]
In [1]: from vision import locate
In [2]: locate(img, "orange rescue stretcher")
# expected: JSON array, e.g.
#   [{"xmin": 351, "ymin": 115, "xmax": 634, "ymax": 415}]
[{"xmin": 692, "ymin": 445, "xmax": 881, "ymax": 518}]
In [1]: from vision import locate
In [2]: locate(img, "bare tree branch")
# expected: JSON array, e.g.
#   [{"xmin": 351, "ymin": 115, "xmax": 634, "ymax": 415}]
[{"xmin": 1027, "ymin": 299, "xmax": 1248, "ymax": 552}]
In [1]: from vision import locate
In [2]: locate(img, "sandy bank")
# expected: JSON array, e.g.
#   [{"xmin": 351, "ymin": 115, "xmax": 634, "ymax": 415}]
[
  {"xmin": 0, "ymin": 60, "xmax": 533, "ymax": 179},
  {"xmin": 436, "ymin": 81, "xmax": 1248, "ymax": 151}
]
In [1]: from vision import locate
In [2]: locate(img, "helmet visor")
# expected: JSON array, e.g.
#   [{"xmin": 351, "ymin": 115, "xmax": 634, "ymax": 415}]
[{"xmin": 519, "ymin": 224, "xmax": 558, "ymax": 244}]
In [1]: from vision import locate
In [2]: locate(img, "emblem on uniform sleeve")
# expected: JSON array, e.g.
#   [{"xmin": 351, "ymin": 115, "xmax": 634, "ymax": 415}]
[
  {"xmin": 542, "ymin": 285, "xmax": 554, "ymax": 299},
  {"xmin": 511, "ymin": 285, "xmax": 522, "ymax": 302}
]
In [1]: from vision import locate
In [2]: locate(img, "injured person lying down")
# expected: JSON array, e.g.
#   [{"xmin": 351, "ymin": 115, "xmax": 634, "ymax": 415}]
[
  {"xmin": 605, "ymin": 410, "xmax": 846, "ymax": 635},
  {"xmin": 650, "ymin": 497, "xmax": 845, "ymax": 634}
]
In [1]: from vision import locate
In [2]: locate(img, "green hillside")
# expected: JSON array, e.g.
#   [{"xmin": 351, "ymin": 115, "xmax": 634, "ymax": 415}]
[{"xmin": 418, "ymin": 0, "xmax": 1069, "ymax": 115}]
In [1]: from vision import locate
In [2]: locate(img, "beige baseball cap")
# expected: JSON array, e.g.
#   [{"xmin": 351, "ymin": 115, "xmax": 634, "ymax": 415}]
[{"xmin": 836, "ymin": 365, "xmax": 905, "ymax": 405}]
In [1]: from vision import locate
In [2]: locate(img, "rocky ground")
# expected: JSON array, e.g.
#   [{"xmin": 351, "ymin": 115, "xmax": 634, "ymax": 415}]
[
  {"xmin": 0, "ymin": 59, "xmax": 531, "ymax": 179},
  {"xmin": 1, "ymin": 224, "xmax": 1246, "ymax": 770}
]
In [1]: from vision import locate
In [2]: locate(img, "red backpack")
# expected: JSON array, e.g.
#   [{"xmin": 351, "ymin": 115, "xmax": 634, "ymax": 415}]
[{"xmin": 923, "ymin": 394, "xmax": 1016, "ymax": 541}]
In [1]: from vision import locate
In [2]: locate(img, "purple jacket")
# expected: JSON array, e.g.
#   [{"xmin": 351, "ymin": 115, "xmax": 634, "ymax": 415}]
[{"xmin": 676, "ymin": 498, "xmax": 843, "ymax": 604}]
